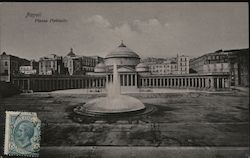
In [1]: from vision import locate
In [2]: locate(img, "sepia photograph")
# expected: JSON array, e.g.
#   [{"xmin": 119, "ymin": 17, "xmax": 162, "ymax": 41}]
[{"xmin": 0, "ymin": 2, "xmax": 249, "ymax": 158}]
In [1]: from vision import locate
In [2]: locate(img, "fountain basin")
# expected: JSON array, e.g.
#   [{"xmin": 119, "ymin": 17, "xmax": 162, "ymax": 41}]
[{"xmin": 75, "ymin": 95, "xmax": 146, "ymax": 116}]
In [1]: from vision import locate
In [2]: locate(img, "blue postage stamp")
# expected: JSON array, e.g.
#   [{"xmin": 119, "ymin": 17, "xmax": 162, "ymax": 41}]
[{"xmin": 4, "ymin": 111, "xmax": 41, "ymax": 157}]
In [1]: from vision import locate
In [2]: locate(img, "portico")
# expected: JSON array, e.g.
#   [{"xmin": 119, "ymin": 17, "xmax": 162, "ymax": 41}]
[{"xmin": 139, "ymin": 73, "xmax": 230, "ymax": 90}]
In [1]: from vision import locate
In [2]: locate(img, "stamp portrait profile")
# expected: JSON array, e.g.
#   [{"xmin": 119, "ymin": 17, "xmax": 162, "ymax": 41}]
[
  {"xmin": 14, "ymin": 120, "xmax": 35, "ymax": 150},
  {"xmin": 4, "ymin": 111, "xmax": 41, "ymax": 157}
]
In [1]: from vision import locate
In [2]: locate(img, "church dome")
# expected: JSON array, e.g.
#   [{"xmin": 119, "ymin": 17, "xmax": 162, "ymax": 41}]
[
  {"xmin": 136, "ymin": 63, "xmax": 149, "ymax": 72},
  {"xmin": 94, "ymin": 62, "xmax": 107, "ymax": 73},
  {"xmin": 67, "ymin": 48, "xmax": 76, "ymax": 57},
  {"xmin": 105, "ymin": 42, "xmax": 140, "ymax": 59}
]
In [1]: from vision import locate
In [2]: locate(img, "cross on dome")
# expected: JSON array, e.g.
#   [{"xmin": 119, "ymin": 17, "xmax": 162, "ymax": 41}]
[{"xmin": 119, "ymin": 40, "xmax": 126, "ymax": 47}]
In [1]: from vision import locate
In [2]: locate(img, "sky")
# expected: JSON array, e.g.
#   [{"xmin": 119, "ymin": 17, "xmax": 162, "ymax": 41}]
[{"xmin": 0, "ymin": 2, "xmax": 248, "ymax": 60}]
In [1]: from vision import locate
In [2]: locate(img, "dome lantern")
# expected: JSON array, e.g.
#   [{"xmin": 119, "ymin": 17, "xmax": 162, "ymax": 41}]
[{"xmin": 67, "ymin": 48, "xmax": 76, "ymax": 57}]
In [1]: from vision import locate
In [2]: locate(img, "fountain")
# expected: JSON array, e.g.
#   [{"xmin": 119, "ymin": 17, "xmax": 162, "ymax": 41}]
[{"xmin": 74, "ymin": 64, "xmax": 146, "ymax": 116}]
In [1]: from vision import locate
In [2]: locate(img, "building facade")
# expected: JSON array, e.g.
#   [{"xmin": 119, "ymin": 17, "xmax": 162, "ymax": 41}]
[
  {"xmin": 81, "ymin": 56, "xmax": 98, "ymax": 72},
  {"xmin": 190, "ymin": 50, "xmax": 230, "ymax": 74},
  {"xmin": 177, "ymin": 55, "xmax": 189, "ymax": 74},
  {"xmin": 19, "ymin": 66, "xmax": 37, "ymax": 75},
  {"xmin": 39, "ymin": 54, "xmax": 65, "ymax": 75},
  {"xmin": 145, "ymin": 54, "xmax": 189, "ymax": 75},
  {"xmin": 63, "ymin": 48, "xmax": 83, "ymax": 75},
  {"xmin": 147, "ymin": 60, "xmax": 177, "ymax": 75},
  {"xmin": 63, "ymin": 48, "xmax": 103, "ymax": 75},
  {"xmin": 20, "ymin": 60, "xmax": 39, "ymax": 75},
  {"xmin": 0, "ymin": 52, "xmax": 30, "ymax": 82},
  {"xmin": 190, "ymin": 48, "xmax": 249, "ymax": 87},
  {"xmin": 227, "ymin": 49, "xmax": 249, "ymax": 87}
]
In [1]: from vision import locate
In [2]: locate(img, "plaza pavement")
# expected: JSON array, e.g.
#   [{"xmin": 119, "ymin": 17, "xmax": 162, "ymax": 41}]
[{"xmin": 0, "ymin": 90, "xmax": 249, "ymax": 158}]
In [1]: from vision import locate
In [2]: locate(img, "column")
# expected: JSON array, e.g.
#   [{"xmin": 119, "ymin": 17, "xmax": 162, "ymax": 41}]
[
  {"xmin": 124, "ymin": 75, "xmax": 127, "ymax": 86},
  {"xmin": 202, "ymin": 78, "xmax": 204, "ymax": 88},
  {"xmin": 200, "ymin": 78, "xmax": 202, "ymax": 88},
  {"xmin": 141, "ymin": 78, "xmax": 144, "ymax": 87},
  {"xmin": 210, "ymin": 78, "xmax": 214, "ymax": 89},
  {"xmin": 130, "ymin": 74, "xmax": 133, "ymax": 87},
  {"xmin": 61, "ymin": 79, "xmax": 64, "ymax": 89},
  {"xmin": 130, "ymin": 74, "xmax": 133, "ymax": 86},
  {"xmin": 128, "ymin": 74, "xmax": 130, "ymax": 86},
  {"xmin": 89, "ymin": 79, "xmax": 91, "ymax": 88},
  {"xmin": 144, "ymin": 78, "xmax": 146, "ymax": 87},
  {"xmin": 120, "ymin": 74, "xmax": 122, "ymax": 86},
  {"xmin": 225, "ymin": 78, "xmax": 229, "ymax": 88},
  {"xmin": 196, "ymin": 78, "xmax": 199, "ymax": 88},
  {"xmin": 84, "ymin": 79, "xmax": 87, "ymax": 88},
  {"xmin": 81, "ymin": 79, "xmax": 84, "ymax": 88},
  {"xmin": 27, "ymin": 79, "xmax": 30, "ymax": 90},
  {"xmin": 205, "ymin": 78, "xmax": 209, "ymax": 89},
  {"xmin": 135, "ymin": 74, "xmax": 138, "ymax": 87},
  {"xmin": 161, "ymin": 78, "xmax": 163, "ymax": 87},
  {"xmin": 222, "ymin": 78, "xmax": 225, "ymax": 88},
  {"xmin": 217, "ymin": 78, "xmax": 220, "ymax": 89},
  {"xmin": 127, "ymin": 74, "xmax": 129, "ymax": 87},
  {"xmin": 203, "ymin": 78, "xmax": 205, "ymax": 88},
  {"xmin": 107, "ymin": 75, "xmax": 109, "ymax": 83}
]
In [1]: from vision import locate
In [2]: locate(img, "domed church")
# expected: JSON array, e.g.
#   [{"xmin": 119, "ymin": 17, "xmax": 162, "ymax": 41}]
[{"xmin": 88, "ymin": 41, "xmax": 149, "ymax": 90}]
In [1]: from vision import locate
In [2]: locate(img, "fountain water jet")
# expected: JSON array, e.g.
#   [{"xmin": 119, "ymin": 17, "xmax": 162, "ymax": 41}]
[{"xmin": 74, "ymin": 64, "xmax": 146, "ymax": 116}]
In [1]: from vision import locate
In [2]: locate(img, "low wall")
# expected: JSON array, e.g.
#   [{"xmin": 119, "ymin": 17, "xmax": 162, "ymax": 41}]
[{"xmin": 0, "ymin": 81, "xmax": 21, "ymax": 98}]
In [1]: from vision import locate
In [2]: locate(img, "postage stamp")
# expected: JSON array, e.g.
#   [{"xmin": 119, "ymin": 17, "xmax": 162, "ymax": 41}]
[{"xmin": 4, "ymin": 111, "xmax": 41, "ymax": 157}]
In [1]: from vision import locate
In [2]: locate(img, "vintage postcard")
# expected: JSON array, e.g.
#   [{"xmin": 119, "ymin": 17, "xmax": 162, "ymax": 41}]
[{"xmin": 0, "ymin": 2, "xmax": 249, "ymax": 158}]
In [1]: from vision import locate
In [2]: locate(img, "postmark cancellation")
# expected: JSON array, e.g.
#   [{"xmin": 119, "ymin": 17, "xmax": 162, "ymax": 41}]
[{"xmin": 4, "ymin": 111, "xmax": 41, "ymax": 157}]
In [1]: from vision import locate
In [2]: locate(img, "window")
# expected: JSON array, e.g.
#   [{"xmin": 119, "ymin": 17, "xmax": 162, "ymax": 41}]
[{"xmin": 5, "ymin": 61, "xmax": 8, "ymax": 66}]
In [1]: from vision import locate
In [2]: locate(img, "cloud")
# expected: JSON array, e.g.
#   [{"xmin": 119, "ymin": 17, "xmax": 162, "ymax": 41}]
[
  {"xmin": 133, "ymin": 18, "xmax": 168, "ymax": 33},
  {"xmin": 71, "ymin": 15, "xmax": 175, "ymax": 58},
  {"xmin": 86, "ymin": 15, "xmax": 111, "ymax": 28}
]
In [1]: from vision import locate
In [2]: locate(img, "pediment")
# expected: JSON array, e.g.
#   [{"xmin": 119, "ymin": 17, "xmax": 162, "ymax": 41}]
[{"xmin": 117, "ymin": 66, "xmax": 135, "ymax": 72}]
